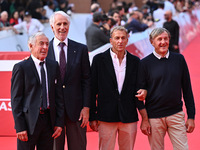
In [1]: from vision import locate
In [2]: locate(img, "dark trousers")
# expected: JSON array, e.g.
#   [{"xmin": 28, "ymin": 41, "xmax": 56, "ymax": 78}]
[
  {"xmin": 17, "ymin": 110, "xmax": 54, "ymax": 150},
  {"xmin": 54, "ymin": 114, "xmax": 87, "ymax": 150}
]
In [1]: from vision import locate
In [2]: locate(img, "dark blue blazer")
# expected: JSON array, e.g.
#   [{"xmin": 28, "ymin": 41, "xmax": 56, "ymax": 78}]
[
  {"xmin": 47, "ymin": 38, "xmax": 91, "ymax": 122},
  {"xmin": 11, "ymin": 57, "xmax": 64, "ymax": 134}
]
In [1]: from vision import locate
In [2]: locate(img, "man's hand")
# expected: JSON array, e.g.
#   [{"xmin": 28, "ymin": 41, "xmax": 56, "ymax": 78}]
[
  {"xmin": 140, "ymin": 119, "xmax": 151, "ymax": 136},
  {"xmin": 186, "ymin": 119, "xmax": 195, "ymax": 133},
  {"xmin": 89, "ymin": 120, "xmax": 98, "ymax": 132},
  {"xmin": 17, "ymin": 130, "xmax": 28, "ymax": 141},
  {"xmin": 135, "ymin": 89, "xmax": 147, "ymax": 101},
  {"xmin": 79, "ymin": 107, "xmax": 89, "ymax": 128},
  {"xmin": 173, "ymin": 45, "xmax": 179, "ymax": 50},
  {"xmin": 139, "ymin": 109, "xmax": 151, "ymax": 136},
  {"xmin": 52, "ymin": 126, "xmax": 62, "ymax": 139}
]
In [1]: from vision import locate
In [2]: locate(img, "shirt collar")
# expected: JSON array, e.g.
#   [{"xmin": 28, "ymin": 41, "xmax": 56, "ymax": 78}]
[
  {"xmin": 31, "ymin": 54, "xmax": 46, "ymax": 65},
  {"xmin": 110, "ymin": 48, "xmax": 127, "ymax": 59},
  {"xmin": 54, "ymin": 37, "xmax": 68, "ymax": 47},
  {"xmin": 153, "ymin": 50, "xmax": 169, "ymax": 59}
]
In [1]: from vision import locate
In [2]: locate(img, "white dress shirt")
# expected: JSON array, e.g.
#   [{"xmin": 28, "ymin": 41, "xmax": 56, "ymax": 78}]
[
  {"xmin": 53, "ymin": 37, "xmax": 68, "ymax": 63},
  {"xmin": 110, "ymin": 49, "xmax": 127, "ymax": 94},
  {"xmin": 153, "ymin": 50, "xmax": 169, "ymax": 59},
  {"xmin": 31, "ymin": 55, "xmax": 49, "ymax": 107}
]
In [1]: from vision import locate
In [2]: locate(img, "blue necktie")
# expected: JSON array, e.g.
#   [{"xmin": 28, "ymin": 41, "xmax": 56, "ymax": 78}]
[
  {"xmin": 59, "ymin": 42, "xmax": 66, "ymax": 82},
  {"xmin": 40, "ymin": 61, "xmax": 47, "ymax": 110}
]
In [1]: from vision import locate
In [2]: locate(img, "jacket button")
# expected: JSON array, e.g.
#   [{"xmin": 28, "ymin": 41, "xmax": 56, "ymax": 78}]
[{"xmin": 63, "ymin": 85, "xmax": 65, "ymax": 88}]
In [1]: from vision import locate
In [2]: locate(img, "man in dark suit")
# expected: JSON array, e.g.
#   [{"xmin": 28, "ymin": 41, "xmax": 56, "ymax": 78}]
[
  {"xmin": 11, "ymin": 32, "xmax": 64, "ymax": 150},
  {"xmin": 47, "ymin": 11, "xmax": 91, "ymax": 150},
  {"xmin": 89, "ymin": 26, "xmax": 150, "ymax": 150}
]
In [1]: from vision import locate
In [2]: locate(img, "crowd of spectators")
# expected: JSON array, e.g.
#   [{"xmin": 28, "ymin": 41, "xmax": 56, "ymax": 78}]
[
  {"xmin": 0, "ymin": 0, "xmax": 74, "ymax": 33},
  {"xmin": 0, "ymin": 0, "xmax": 200, "ymax": 48},
  {"xmin": 85, "ymin": 0, "xmax": 200, "ymax": 51}
]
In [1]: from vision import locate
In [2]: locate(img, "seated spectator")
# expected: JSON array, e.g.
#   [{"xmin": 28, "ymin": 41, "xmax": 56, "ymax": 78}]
[
  {"xmin": 13, "ymin": 11, "xmax": 44, "ymax": 36},
  {"xmin": 116, "ymin": 5, "xmax": 127, "ymax": 25},
  {"xmin": 85, "ymin": 12, "xmax": 110, "ymax": 52},
  {"xmin": 125, "ymin": 11, "xmax": 152, "ymax": 34},
  {"xmin": 0, "ymin": 11, "xmax": 10, "ymax": 29},
  {"xmin": 17, "ymin": 7, "xmax": 25, "ymax": 23},
  {"xmin": 9, "ymin": 10, "xmax": 19, "ymax": 25},
  {"xmin": 100, "ymin": 14, "xmax": 116, "ymax": 36},
  {"xmin": 0, "ymin": 11, "xmax": 17, "ymax": 33},
  {"xmin": 40, "ymin": 8, "xmax": 49, "ymax": 23},
  {"xmin": 109, "ymin": 10, "xmax": 121, "ymax": 26},
  {"xmin": 43, "ymin": 1, "xmax": 54, "ymax": 19},
  {"xmin": 141, "ymin": 5, "xmax": 152, "ymax": 21}
]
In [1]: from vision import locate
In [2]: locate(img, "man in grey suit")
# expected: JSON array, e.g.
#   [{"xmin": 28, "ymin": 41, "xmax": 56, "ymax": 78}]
[
  {"xmin": 47, "ymin": 11, "xmax": 91, "ymax": 150},
  {"xmin": 11, "ymin": 32, "xmax": 64, "ymax": 150}
]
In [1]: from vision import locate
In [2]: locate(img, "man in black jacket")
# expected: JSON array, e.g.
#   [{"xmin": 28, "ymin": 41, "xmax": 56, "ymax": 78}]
[{"xmin": 90, "ymin": 26, "xmax": 150, "ymax": 150}]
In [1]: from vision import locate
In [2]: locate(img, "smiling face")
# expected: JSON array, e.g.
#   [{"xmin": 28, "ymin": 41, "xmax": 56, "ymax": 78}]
[
  {"xmin": 151, "ymin": 31, "xmax": 169, "ymax": 56},
  {"xmin": 110, "ymin": 30, "xmax": 128, "ymax": 53},
  {"xmin": 51, "ymin": 13, "xmax": 70, "ymax": 41},
  {"xmin": 30, "ymin": 35, "xmax": 49, "ymax": 61}
]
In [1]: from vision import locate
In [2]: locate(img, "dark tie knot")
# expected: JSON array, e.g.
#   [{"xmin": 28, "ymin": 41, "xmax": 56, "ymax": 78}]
[
  {"xmin": 59, "ymin": 42, "xmax": 65, "ymax": 49},
  {"xmin": 39, "ymin": 61, "xmax": 45, "ymax": 66}
]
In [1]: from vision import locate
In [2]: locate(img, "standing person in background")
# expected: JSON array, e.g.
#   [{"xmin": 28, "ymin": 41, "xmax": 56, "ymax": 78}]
[
  {"xmin": 138, "ymin": 27, "xmax": 195, "ymax": 150},
  {"xmin": 47, "ymin": 11, "xmax": 91, "ymax": 150},
  {"xmin": 163, "ymin": 10, "xmax": 180, "ymax": 53},
  {"xmin": 90, "ymin": 26, "xmax": 150, "ymax": 150},
  {"xmin": 85, "ymin": 3, "xmax": 101, "ymax": 29},
  {"xmin": 11, "ymin": 32, "xmax": 64, "ymax": 150},
  {"xmin": 85, "ymin": 12, "xmax": 110, "ymax": 52},
  {"xmin": 153, "ymin": 2, "xmax": 165, "ymax": 27}
]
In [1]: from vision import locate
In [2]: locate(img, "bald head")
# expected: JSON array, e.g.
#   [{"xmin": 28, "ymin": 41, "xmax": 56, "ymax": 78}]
[
  {"xmin": 0, "ymin": 11, "xmax": 8, "ymax": 21},
  {"xmin": 164, "ymin": 11, "xmax": 172, "ymax": 21}
]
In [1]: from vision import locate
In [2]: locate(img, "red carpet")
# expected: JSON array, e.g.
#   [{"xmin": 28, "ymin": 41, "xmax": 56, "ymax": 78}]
[{"xmin": 1, "ymin": 35, "xmax": 200, "ymax": 150}]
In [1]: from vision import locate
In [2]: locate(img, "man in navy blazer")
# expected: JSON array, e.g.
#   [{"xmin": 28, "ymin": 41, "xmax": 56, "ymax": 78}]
[
  {"xmin": 47, "ymin": 11, "xmax": 91, "ymax": 150},
  {"xmin": 11, "ymin": 32, "xmax": 64, "ymax": 150}
]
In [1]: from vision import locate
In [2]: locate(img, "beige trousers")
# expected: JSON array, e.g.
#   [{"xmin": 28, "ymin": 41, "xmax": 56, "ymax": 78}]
[
  {"xmin": 148, "ymin": 111, "xmax": 188, "ymax": 150},
  {"xmin": 98, "ymin": 121, "xmax": 137, "ymax": 150}
]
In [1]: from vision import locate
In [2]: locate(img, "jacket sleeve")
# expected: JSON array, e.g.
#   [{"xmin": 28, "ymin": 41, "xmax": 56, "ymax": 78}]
[
  {"xmin": 11, "ymin": 63, "xmax": 27, "ymax": 133},
  {"xmin": 81, "ymin": 46, "xmax": 91, "ymax": 108}
]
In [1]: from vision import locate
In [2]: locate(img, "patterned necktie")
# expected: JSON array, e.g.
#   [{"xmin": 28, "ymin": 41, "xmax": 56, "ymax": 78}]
[
  {"xmin": 39, "ymin": 61, "xmax": 47, "ymax": 110},
  {"xmin": 59, "ymin": 42, "xmax": 66, "ymax": 82}
]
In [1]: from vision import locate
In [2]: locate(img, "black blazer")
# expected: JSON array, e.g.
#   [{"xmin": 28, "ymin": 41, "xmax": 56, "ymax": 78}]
[
  {"xmin": 47, "ymin": 38, "xmax": 91, "ymax": 122},
  {"xmin": 90, "ymin": 49, "xmax": 145, "ymax": 123},
  {"xmin": 11, "ymin": 57, "xmax": 64, "ymax": 135}
]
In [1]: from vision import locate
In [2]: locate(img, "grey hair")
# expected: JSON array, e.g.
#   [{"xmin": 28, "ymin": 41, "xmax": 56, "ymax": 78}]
[
  {"xmin": 149, "ymin": 27, "xmax": 171, "ymax": 42},
  {"xmin": 49, "ymin": 11, "xmax": 70, "ymax": 27},
  {"xmin": 110, "ymin": 26, "xmax": 128, "ymax": 38},
  {"xmin": 28, "ymin": 32, "xmax": 47, "ymax": 50}
]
